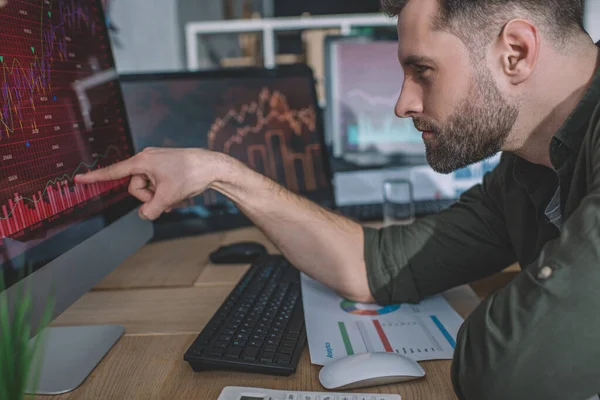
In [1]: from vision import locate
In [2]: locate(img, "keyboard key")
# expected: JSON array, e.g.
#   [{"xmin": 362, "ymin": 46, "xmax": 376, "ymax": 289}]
[
  {"xmin": 196, "ymin": 336, "xmax": 210, "ymax": 345},
  {"xmin": 280, "ymin": 346, "xmax": 294, "ymax": 355},
  {"xmin": 274, "ymin": 321, "xmax": 285, "ymax": 330},
  {"xmin": 270, "ymin": 331, "xmax": 284, "ymax": 339},
  {"xmin": 265, "ymin": 344, "xmax": 278, "ymax": 352},
  {"xmin": 208, "ymin": 349, "xmax": 224, "ymax": 357},
  {"xmin": 242, "ymin": 346, "xmax": 260, "ymax": 361},
  {"xmin": 276, "ymin": 354, "xmax": 291, "ymax": 365},
  {"xmin": 288, "ymin": 319, "xmax": 303, "ymax": 335},
  {"xmin": 226, "ymin": 346, "xmax": 243, "ymax": 359},
  {"xmin": 260, "ymin": 351, "xmax": 275, "ymax": 363}
]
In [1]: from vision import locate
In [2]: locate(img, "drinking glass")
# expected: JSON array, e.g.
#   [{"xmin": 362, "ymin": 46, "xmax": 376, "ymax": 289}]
[{"xmin": 382, "ymin": 179, "xmax": 415, "ymax": 226}]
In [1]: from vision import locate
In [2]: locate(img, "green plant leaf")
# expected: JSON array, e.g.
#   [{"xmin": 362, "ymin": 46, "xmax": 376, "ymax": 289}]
[
  {"xmin": 12, "ymin": 290, "xmax": 32, "ymax": 396},
  {"xmin": 0, "ymin": 264, "xmax": 55, "ymax": 400},
  {"xmin": 0, "ymin": 273, "xmax": 16, "ymax": 399}
]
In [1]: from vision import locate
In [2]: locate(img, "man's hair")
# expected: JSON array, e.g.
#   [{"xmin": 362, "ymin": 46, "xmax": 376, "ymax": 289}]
[{"xmin": 381, "ymin": 0, "xmax": 586, "ymax": 50}]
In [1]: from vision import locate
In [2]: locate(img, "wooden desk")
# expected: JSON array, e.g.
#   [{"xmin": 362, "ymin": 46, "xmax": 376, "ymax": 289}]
[{"xmin": 38, "ymin": 227, "xmax": 506, "ymax": 400}]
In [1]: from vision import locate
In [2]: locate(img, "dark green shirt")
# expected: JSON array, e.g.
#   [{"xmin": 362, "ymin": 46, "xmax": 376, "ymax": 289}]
[{"xmin": 363, "ymin": 43, "xmax": 600, "ymax": 400}]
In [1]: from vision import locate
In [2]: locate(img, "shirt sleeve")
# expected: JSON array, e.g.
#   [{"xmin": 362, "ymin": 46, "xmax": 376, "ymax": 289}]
[
  {"xmin": 364, "ymin": 155, "xmax": 517, "ymax": 305},
  {"xmin": 451, "ymin": 122, "xmax": 600, "ymax": 399}
]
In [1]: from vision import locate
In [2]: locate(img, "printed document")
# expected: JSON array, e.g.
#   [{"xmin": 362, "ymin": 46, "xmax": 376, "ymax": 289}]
[{"xmin": 301, "ymin": 273, "xmax": 464, "ymax": 365}]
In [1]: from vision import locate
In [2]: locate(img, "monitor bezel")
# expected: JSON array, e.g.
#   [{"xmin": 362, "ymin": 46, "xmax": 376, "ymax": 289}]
[
  {"xmin": 118, "ymin": 63, "xmax": 336, "ymax": 215},
  {"xmin": 1, "ymin": 0, "xmax": 142, "ymax": 290}
]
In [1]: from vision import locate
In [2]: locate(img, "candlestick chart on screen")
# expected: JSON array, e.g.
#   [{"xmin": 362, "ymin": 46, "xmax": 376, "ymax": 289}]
[
  {"xmin": 121, "ymin": 76, "xmax": 330, "ymax": 209},
  {"xmin": 204, "ymin": 87, "xmax": 328, "ymax": 205},
  {"xmin": 0, "ymin": 0, "xmax": 132, "ymax": 256}
]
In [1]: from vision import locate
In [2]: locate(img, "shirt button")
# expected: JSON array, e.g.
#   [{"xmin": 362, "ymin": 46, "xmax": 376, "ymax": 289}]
[{"xmin": 538, "ymin": 266, "xmax": 553, "ymax": 280}]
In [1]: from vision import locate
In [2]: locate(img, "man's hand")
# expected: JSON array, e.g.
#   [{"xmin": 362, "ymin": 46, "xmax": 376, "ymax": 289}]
[{"xmin": 75, "ymin": 147, "xmax": 228, "ymax": 220}]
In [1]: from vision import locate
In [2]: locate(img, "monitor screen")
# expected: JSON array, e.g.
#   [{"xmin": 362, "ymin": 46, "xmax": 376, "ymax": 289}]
[
  {"xmin": 324, "ymin": 36, "xmax": 500, "ymax": 205},
  {"xmin": 120, "ymin": 68, "xmax": 333, "ymax": 219},
  {"xmin": 0, "ymin": 0, "xmax": 138, "ymax": 288},
  {"xmin": 326, "ymin": 38, "xmax": 424, "ymax": 166}
]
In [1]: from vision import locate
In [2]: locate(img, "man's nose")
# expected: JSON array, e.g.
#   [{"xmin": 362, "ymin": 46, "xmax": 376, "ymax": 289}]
[{"xmin": 395, "ymin": 81, "xmax": 423, "ymax": 118}]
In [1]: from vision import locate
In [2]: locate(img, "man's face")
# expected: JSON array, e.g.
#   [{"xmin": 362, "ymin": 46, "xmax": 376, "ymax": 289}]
[{"xmin": 395, "ymin": 0, "xmax": 518, "ymax": 174}]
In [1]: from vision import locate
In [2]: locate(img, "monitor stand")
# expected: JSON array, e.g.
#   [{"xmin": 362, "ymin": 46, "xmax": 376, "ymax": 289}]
[{"xmin": 26, "ymin": 325, "xmax": 125, "ymax": 395}]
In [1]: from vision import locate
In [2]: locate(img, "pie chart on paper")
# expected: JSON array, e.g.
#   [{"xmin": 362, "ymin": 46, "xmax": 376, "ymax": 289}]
[{"xmin": 340, "ymin": 300, "xmax": 400, "ymax": 316}]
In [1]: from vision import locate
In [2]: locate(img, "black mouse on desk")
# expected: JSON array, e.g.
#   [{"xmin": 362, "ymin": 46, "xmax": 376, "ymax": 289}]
[{"xmin": 209, "ymin": 242, "xmax": 268, "ymax": 264}]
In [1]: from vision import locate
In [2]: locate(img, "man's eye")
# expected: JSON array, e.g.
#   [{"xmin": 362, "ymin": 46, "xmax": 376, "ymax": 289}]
[{"xmin": 414, "ymin": 66, "xmax": 431, "ymax": 79}]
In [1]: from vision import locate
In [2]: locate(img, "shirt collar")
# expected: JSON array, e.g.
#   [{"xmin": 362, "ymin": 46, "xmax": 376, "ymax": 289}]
[{"xmin": 553, "ymin": 40, "xmax": 600, "ymax": 153}]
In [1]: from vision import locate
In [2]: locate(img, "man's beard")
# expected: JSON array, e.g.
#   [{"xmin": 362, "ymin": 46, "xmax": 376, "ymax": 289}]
[{"xmin": 414, "ymin": 68, "xmax": 519, "ymax": 174}]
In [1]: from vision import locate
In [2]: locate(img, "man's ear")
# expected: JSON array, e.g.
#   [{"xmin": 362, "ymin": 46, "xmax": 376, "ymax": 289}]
[{"xmin": 495, "ymin": 19, "xmax": 540, "ymax": 85}]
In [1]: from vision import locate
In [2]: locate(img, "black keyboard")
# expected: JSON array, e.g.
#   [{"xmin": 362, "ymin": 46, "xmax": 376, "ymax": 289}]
[
  {"xmin": 184, "ymin": 255, "xmax": 306, "ymax": 376},
  {"xmin": 337, "ymin": 198, "xmax": 457, "ymax": 221}
]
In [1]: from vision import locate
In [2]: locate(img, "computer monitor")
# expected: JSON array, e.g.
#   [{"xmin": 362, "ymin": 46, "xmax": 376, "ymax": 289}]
[
  {"xmin": 324, "ymin": 35, "xmax": 500, "ymax": 209},
  {"xmin": 119, "ymin": 65, "xmax": 334, "ymax": 240},
  {"xmin": 0, "ymin": 0, "xmax": 152, "ymax": 394}
]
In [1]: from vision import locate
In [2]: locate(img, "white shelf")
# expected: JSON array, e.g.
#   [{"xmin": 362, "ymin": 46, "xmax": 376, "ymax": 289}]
[{"xmin": 185, "ymin": 13, "xmax": 397, "ymax": 70}]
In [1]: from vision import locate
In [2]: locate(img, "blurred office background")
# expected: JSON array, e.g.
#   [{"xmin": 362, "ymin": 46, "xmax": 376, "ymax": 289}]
[{"xmin": 105, "ymin": 0, "xmax": 600, "ymax": 74}]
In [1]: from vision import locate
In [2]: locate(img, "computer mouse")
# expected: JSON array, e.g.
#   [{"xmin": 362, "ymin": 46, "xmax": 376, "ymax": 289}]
[
  {"xmin": 209, "ymin": 242, "xmax": 268, "ymax": 264},
  {"xmin": 319, "ymin": 352, "xmax": 426, "ymax": 390}
]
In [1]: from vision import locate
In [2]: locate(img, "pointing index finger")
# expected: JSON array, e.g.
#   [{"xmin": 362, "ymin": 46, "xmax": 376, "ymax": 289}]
[{"xmin": 75, "ymin": 157, "xmax": 137, "ymax": 184}]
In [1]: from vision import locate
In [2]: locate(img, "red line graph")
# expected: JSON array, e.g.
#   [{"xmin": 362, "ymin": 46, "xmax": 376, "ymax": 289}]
[
  {"xmin": 0, "ymin": 145, "xmax": 127, "ymax": 238},
  {"xmin": 0, "ymin": 177, "xmax": 126, "ymax": 238},
  {"xmin": 206, "ymin": 87, "xmax": 324, "ymax": 201}
]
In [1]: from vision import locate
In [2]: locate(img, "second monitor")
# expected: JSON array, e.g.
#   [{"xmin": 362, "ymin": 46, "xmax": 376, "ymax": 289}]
[{"xmin": 120, "ymin": 65, "xmax": 334, "ymax": 239}]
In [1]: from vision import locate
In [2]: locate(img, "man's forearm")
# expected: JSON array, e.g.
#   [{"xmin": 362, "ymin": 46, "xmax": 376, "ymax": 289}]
[{"xmin": 209, "ymin": 156, "xmax": 374, "ymax": 302}]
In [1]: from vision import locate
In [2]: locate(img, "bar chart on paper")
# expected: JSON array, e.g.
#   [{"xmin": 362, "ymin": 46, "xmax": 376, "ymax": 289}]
[
  {"xmin": 301, "ymin": 274, "xmax": 463, "ymax": 365},
  {"xmin": 336, "ymin": 316, "xmax": 455, "ymax": 358}
]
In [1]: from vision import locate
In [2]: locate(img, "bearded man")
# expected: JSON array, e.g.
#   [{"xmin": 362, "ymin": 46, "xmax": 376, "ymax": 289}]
[{"xmin": 77, "ymin": 0, "xmax": 600, "ymax": 398}]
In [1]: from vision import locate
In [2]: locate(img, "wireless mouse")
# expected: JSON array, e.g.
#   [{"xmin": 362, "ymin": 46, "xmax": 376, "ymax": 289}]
[{"xmin": 319, "ymin": 352, "xmax": 426, "ymax": 390}]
